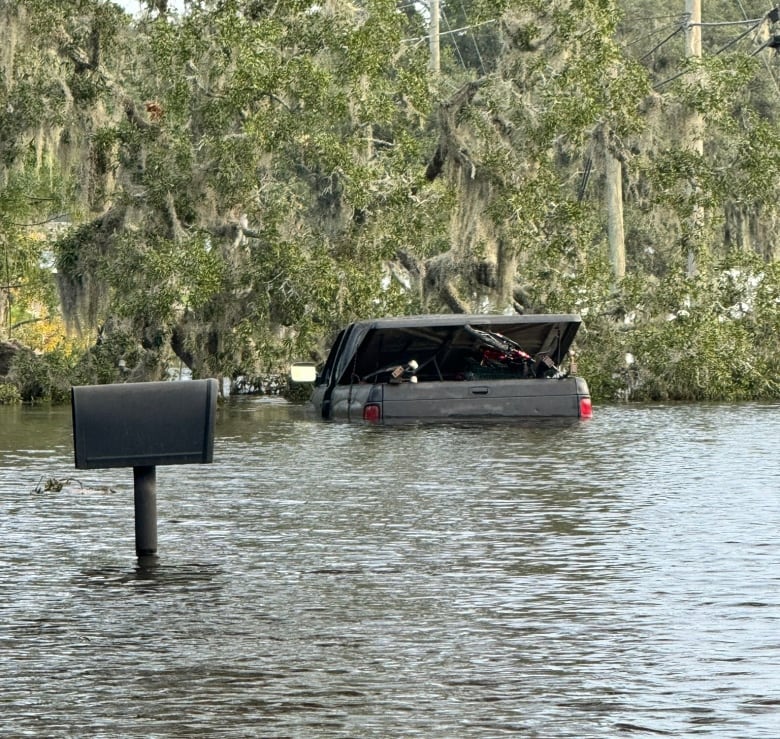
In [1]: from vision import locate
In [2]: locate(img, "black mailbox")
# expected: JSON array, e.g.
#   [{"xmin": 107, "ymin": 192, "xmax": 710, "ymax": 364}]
[
  {"xmin": 71, "ymin": 379, "xmax": 219, "ymax": 560},
  {"xmin": 72, "ymin": 379, "xmax": 218, "ymax": 469}
]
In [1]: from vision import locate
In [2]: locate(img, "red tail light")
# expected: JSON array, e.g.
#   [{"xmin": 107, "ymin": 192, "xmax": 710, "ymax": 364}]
[
  {"xmin": 579, "ymin": 397, "xmax": 593, "ymax": 419},
  {"xmin": 362, "ymin": 403, "xmax": 381, "ymax": 422}
]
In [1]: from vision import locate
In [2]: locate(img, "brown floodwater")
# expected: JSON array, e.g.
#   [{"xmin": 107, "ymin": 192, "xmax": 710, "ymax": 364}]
[{"xmin": 1, "ymin": 398, "xmax": 779, "ymax": 737}]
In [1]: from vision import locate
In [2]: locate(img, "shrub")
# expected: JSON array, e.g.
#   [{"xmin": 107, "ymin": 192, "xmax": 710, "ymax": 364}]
[
  {"xmin": 0, "ymin": 380, "xmax": 21, "ymax": 405},
  {"xmin": 578, "ymin": 260, "xmax": 780, "ymax": 403},
  {"xmin": 9, "ymin": 349, "xmax": 51, "ymax": 402},
  {"xmin": 7, "ymin": 344, "xmax": 79, "ymax": 403}
]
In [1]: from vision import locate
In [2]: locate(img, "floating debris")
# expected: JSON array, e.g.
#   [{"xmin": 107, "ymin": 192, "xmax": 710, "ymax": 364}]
[{"xmin": 32, "ymin": 476, "xmax": 84, "ymax": 494}]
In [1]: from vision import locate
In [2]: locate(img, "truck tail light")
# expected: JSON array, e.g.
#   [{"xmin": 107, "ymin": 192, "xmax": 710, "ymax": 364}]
[
  {"xmin": 579, "ymin": 397, "xmax": 593, "ymax": 419},
  {"xmin": 363, "ymin": 403, "xmax": 381, "ymax": 422}
]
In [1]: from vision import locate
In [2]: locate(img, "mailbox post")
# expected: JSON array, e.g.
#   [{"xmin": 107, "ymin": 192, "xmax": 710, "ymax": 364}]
[
  {"xmin": 133, "ymin": 466, "xmax": 157, "ymax": 557},
  {"xmin": 72, "ymin": 379, "xmax": 218, "ymax": 559}
]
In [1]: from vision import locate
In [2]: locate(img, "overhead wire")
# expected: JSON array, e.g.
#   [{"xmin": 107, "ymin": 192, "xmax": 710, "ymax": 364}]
[
  {"xmin": 580, "ymin": 4, "xmax": 780, "ymax": 199},
  {"xmin": 738, "ymin": 1, "xmax": 780, "ymax": 96},
  {"xmin": 691, "ymin": 17, "xmax": 766, "ymax": 26},
  {"xmin": 580, "ymin": 15, "xmax": 689, "ymax": 200},
  {"xmin": 396, "ymin": 0, "xmax": 493, "ymax": 73},
  {"xmin": 403, "ymin": 19, "xmax": 497, "ymax": 45},
  {"xmin": 651, "ymin": 8, "xmax": 776, "ymax": 90},
  {"xmin": 439, "ymin": 6, "xmax": 468, "ymax": 70},
  {"xmin": 622, "ymin": 13, "xmax": 684, "ymax": 23},
  {"xmin": 639, "ymin": 25, "xmax": 684, "ymax": 62},
  {"xmin": 455, "ymin": 0, "xmax": 487, "ymax": 75},
  {"xmin": 623, "ymin": 21, "xmax": 683, "ymax": 50},
  {"xmin": 713, "ymin": 19, "xmax": 763, "ymax": 55},
  {"xmin": 577, "ymin": 157, "xmax": 593, "ymax": 203}
]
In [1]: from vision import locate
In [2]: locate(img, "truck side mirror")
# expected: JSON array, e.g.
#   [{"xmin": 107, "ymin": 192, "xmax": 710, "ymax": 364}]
[{"xmin": 290, "ymin": 363, "xmax": 317, "ymax": 383}]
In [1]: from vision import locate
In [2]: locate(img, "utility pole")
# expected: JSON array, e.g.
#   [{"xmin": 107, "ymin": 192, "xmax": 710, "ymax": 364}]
[
  {"xmin": 429, "ymin": 0, "xmax": 440, "ymax": 74},
  {"xmin": 684, "ymin": 0, "xmax": 703, "ymax": 277},
  {"xmin": 1, "ymin": 236, "xmax": 9, "ymax": 339},
  {"xmin": 684, "ymin": 0, "xmax": 703, "ymax": 158},
  {"xmin": 606, "ymin": 149, "xmax": 626, "ymax": 280}
]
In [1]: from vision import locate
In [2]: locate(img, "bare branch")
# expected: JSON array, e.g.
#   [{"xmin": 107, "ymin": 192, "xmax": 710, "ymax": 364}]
[
  {"xmin": 425, "ymin": 78, "xmax": 488, "ymax": 181},
  {"xmin": 124, "ymin": 99, "xmax": 159, "ymax": 131},
  {"xmin": 11, "ymin": 316, "xmax": 52, "ymax": 330},
  {"xmin": 396, "ymin": 249, "xmax": 423, "ymax": 277},
  {"xmin": 440, "ymin": 280, "xmax": 469, "ymax": 313}
]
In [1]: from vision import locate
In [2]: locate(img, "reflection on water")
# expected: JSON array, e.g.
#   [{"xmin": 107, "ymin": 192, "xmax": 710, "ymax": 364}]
[{"xmin": 1, "ymin": 399, "xmax": 780, "ymax": 737}]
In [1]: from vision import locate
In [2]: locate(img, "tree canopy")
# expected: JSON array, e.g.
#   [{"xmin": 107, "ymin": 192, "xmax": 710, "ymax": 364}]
[{"xmin": 2, "ymin": 0, "xmax": 780, "ymax": 402}]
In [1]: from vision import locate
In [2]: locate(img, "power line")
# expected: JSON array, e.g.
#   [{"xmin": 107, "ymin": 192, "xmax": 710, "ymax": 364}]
[
  {"xmin": 750, "ymin": 37, "xmax": 775, "ymax": 55},
  {"xmin": 652, "ymin": 8, "xmax": 776, "ymax": 91},
  {"xmin": 654, "ymin": 69, "xmax": 686, "ymax": 90},
  {"xmin": 623, "ymin": 21, "xmax": 683, "ymax": 50},
  {"xmin": 622, "ymin": 13, "xmax": 683, "ymax": 23},
  {"xmin": 713, "ymin": 19, "xmax": 762, "ymax": 55},
  {"xmin": 690, "ymin": 17, "xmax": 765, "ymax": 27},
  {"xmin": 455, "ymin": 0, "xmax": 487, "ymax": 75},
  {"xmin": 577, "ymin": 157, "xmax": 593, "ymax": 203},
  {"xmin": 403, "ymin": 19, "xmax": 497, "ymax": 45},
  {"xmin": 439, "ymin": 7, "xmax": 468, "ymax": 70},
  {"xmin": 728, "ymin": 0, "xmax": 780, "ymax": 121},
  {"xmin": 639, "ymin": 25, "xmax": 684, "ymax": 62},
  {"xmin": 753, "ymin": 31, "xmax": 780, "ymax": 97}
]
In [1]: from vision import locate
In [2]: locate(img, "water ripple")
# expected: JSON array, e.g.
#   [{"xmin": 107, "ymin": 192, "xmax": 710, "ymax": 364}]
[{"xmin": 1, "ymin": 400, "xmax": 779, "ymax": 736}]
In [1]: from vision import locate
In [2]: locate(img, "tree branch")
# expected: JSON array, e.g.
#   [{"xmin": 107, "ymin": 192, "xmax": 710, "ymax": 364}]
[
  {"xmin": 124, "ymin": 99, "xmax": 159, "ymax": 131},
  {"xmin": 11, "ymin": 316, "xmax": 51, "ymax": 330},
  {"xmin": 396, "ymin": 248, "xmax": 423, "ymax": 278},
  {"xmin": 440, "ymin": 280, "xmax": 469, "ymax": 313},
  {"xmin": 208, "ymin": 219, "xmax": 265, "ymax": 242},
  {"xmin": 425, "ymin": 78, "xmax": 488, "ymax": 182}
]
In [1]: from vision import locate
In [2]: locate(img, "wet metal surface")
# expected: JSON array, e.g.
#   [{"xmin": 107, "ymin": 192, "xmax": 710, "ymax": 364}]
[{"xmin": 1, "ymin": 399, "xmax": 779, "ymax": 736}]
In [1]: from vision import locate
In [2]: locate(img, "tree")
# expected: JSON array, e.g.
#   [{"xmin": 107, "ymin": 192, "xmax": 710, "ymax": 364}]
[
  {"xmin": 616, "ymin": 0, "xmax": 780, "ymax": 270},
  {"xmin": 5, "ymin": 0, "xmax": 780, "ymax": 402},
  {"xmin": 417, "ymin": 0, "xmax": 649, "ymax": 313},
  {"xmin": 0, "ymin": 1, "xmax": 111, "ymax": 339},
  {"xmin": 45, "ymin": 0, "xmax": 437, "ymax": 381}
]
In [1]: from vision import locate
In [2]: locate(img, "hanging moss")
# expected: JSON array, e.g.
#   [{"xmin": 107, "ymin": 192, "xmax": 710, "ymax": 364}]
[{"xmin": 54, "ymin": 208, "xmax": 125, "ymax": 334}]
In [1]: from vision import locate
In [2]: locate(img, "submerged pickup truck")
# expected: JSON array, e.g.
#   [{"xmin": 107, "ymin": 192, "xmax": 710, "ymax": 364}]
[{"xmin": 291, "ymin": 313, "xmax": 592, "ymax": 423}]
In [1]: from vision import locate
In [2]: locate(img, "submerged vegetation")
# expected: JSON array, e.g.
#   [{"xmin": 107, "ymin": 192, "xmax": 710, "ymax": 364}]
[{"xmin": 1, "ymin": 0, "xmax": 780, "ymax": 404}]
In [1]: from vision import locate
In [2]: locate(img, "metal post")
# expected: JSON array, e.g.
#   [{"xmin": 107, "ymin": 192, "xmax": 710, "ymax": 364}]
[{"xmin": 133, "ymin": 465, "xmax": 158, "ymax": 558}]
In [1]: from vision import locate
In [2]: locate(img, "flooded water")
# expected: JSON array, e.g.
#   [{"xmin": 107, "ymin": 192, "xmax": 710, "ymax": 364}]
[{"xmin": 1, "ymin": 398, "xmax": 779, "ymax": 737}]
